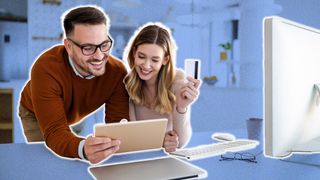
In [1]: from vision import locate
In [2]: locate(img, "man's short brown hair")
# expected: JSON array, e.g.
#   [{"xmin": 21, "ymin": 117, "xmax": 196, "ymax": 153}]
[{"xmin": 62, "ymin": 6, "xmax": 109, "ymax": 37}]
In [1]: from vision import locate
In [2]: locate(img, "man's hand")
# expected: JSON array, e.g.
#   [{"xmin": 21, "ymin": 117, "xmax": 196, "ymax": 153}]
[
  {"xmin": 84, "ymin": 136, "xmax": 121, "ymax": 164},
  {"xmin": 163, "ymin": 131, "xmax": 179, "ymax": 152}
]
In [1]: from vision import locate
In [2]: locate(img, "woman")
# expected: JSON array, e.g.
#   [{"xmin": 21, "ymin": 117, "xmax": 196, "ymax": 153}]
[{"xmin": 123, "ymin": 22, "xmax": 201, "ymax": 152}]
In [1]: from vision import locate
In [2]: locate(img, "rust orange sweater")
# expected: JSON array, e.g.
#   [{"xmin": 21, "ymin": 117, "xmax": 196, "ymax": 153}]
[{"xmin": 20, "ymin": 45, "xmax": 129, "ymax": 158}]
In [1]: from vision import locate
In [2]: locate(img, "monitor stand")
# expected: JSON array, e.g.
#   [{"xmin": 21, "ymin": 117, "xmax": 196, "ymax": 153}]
[
  {"xmin": 281, "ymin": 154, "xmax": 320, "ymax": 167},
  {"xmin": 281, "ymin": 136, "xmax": 320, "ymax": 167},
  {"xmin": 292, "ymin": 136, "xmax": 320, "ymax": 152}
]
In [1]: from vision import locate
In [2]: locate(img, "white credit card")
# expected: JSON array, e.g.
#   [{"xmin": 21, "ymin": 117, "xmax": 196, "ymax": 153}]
[{"xmin": 184, "ymin": 59, "xmax": 200, "ymax": 79}]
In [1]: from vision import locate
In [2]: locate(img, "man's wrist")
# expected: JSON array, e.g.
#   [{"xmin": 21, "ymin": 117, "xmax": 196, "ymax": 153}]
[
  {"xmin": 78, "ymin": 140, "xmax": 87, "ymax": 160},
  {"xmin": 83, "ymin": 145, "xmax": 87, "ymax": 159}
]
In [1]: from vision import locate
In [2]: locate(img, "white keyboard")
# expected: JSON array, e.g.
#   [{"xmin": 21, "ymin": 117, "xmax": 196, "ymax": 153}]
[{"xmin": 170, "ymin": 139, "xmax": 259, "ymax": 160}]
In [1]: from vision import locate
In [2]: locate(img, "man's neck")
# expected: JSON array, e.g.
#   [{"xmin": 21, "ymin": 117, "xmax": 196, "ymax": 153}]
[{"xmin": 68, "ymin": 56, "xmax": 94, "ymax": 79}]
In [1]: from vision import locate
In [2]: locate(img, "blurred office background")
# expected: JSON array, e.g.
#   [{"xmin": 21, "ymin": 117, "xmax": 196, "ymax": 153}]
[{"xmin": 0, "ymin": 0, "xmax": 319, "ymax": 143}]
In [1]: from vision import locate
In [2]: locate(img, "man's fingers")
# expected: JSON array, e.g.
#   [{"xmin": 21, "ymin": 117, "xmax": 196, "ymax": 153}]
[
  {"xmin": 96, "ymin": 145, "xmax": 119, "ymax": 160},
  {"xmin": 87, "ymin": 136, "xmax": 111, "ymax": 146},
  {"xmin": 90, "ymin": 145, "xmax": 120, "ymax": 164},
  {"xmin": 90, "ymin": 139, "xmax": 121, "ymax": 153},
  {"xmin": 85, "ymin": 136, "xmax": 122, "ymax": 164}
]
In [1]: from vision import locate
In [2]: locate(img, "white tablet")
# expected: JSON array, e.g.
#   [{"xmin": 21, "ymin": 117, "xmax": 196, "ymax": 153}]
[{"xmin": 94, "ymin": 118, "xmax": 168, "ymax": 154}]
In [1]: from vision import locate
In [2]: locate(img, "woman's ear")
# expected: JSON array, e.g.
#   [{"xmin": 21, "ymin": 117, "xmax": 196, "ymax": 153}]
[{"xmin": 163, "ymin": 55, "xmax": 170, "ymax": 65}]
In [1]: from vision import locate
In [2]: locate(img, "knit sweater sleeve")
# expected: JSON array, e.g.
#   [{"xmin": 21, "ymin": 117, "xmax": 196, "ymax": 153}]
[
  {"xmin": 104, "ymin": 64, "xmax": 129, "ymax": 122},
  {"xmin": 171, "ymin": 69, "xmax": 192, "ymax": 148},
  {"xmin": 31, "ymin": 60, "xmax": 82, "ymax": 158}
]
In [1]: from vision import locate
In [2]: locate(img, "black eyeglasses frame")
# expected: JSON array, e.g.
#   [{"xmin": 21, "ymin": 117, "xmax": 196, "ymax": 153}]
[{"xmin": 67, "ymin": 36, "xmax": 113, "ymax": 56}]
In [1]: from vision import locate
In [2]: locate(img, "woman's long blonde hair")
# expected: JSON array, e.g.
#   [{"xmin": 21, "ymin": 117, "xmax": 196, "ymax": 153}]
[{"xmin": 123, "ymin": 22, "xmax": 177, "ymax": 114}]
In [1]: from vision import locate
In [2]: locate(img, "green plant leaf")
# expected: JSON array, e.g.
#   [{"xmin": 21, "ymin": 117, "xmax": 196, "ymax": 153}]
[{"xmin": 218, "ymin": 42, "xmax": 232, "ymax": 50}]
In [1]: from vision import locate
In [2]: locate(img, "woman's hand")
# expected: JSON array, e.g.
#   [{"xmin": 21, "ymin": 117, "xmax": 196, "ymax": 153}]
[
  {"xmin": 163, "ymin": 130, "xmax": 179, "ymax": 152},
  {"xmin": 176, "ymin": 77, "xmax": 201, "ymax": 113}
]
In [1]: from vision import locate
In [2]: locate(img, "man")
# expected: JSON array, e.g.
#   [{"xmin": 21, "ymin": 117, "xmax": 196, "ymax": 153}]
[{"xmin": 18, "ymin": 6, "xmax": 129, "ymax": 164}]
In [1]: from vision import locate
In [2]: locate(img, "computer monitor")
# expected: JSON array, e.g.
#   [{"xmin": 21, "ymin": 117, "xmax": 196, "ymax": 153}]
[{"xmin": 264, "ymin": 16, "xmax": 320, "ymax": 158}]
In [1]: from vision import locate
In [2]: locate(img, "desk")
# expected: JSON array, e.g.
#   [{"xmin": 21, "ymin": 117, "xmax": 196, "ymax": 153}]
[{"xmin": 1, "ymin": 132, "xmax": 320, "ymax": 180}]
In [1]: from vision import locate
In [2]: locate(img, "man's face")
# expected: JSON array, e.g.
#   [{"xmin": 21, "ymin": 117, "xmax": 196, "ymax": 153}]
[{"xmin": 64, "ymin": 24, "xmax": 111, "ymax": 77}]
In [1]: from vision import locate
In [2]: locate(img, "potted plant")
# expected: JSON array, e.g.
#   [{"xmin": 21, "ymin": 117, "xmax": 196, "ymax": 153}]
[
  {"xmin": 218, "ymin": 42, "xmax": 232, "ymax": 61},
  {"xmin": 203, "ymin": 75, "xmax": 218, "ymax": 85}
]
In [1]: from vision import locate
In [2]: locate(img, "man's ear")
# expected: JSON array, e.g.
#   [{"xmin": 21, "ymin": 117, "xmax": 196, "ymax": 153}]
[
  {"xmin": 64, "ymin": 39, "xmax": 72, "ymax": 55},
  {"xmin": 163, "ymin": 55, "xmax": 170, "ymax": 65}
]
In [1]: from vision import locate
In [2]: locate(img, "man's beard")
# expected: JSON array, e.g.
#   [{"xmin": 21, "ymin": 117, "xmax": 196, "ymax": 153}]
[
  {"xmin": 87, "ymin": 56, "xmax": 107, "ymax": 76},
  {"xmin": 73, "ymin": 54, "xmax": 108, "ymax": 77}
]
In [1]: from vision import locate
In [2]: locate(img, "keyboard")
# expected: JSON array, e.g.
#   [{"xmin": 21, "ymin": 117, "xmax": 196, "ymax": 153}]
[{"xmin": 169, "ymin": 139, "xmax": 259, "ymax": 160}]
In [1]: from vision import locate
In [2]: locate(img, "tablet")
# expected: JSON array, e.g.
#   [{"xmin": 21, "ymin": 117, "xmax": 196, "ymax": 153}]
[{"xmin": 94, "ymin": 118, "xmax": 168, "ymax": 154}]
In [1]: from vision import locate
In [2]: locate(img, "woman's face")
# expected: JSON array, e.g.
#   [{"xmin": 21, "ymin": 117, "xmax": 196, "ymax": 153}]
[{"xmin": 133, "ymin": 43, "xmax": 168, "ymax": 83}]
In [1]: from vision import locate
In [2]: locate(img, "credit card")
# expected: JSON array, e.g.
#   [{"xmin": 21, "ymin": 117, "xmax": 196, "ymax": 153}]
[{"xmin": 185, "ymin": 59, "xmax": 200, "ymax": 79}]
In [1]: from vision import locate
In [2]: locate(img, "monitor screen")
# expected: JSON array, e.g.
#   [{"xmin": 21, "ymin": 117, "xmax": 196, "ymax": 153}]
[{"xmin": 264, "ymin": 16, "xmax": 320, "ymax": 158}]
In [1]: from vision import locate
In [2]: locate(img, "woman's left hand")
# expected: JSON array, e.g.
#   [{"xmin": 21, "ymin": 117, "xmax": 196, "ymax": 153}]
[
  {"xmin": 176, "ymin": 77, "xmax": 201, "ymax": 113},
  {"xmin": 163, "ymin": 130, "xmax": 179, "ymax": 152}
]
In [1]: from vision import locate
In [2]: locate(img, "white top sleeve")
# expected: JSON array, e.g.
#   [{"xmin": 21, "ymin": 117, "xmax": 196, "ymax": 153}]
[{"xmin": 171, "ymin": 69, "xmax": 192, "ymax": 148}]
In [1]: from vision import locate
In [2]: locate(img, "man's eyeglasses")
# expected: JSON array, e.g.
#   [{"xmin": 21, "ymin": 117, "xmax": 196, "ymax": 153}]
[
  {"xmin": 67, "ymin": 36, "xmax": 113, "ymax": 56},
  {"xmin": 219, "ymin": 152, "xmax": 258, "ymax": 163}
]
